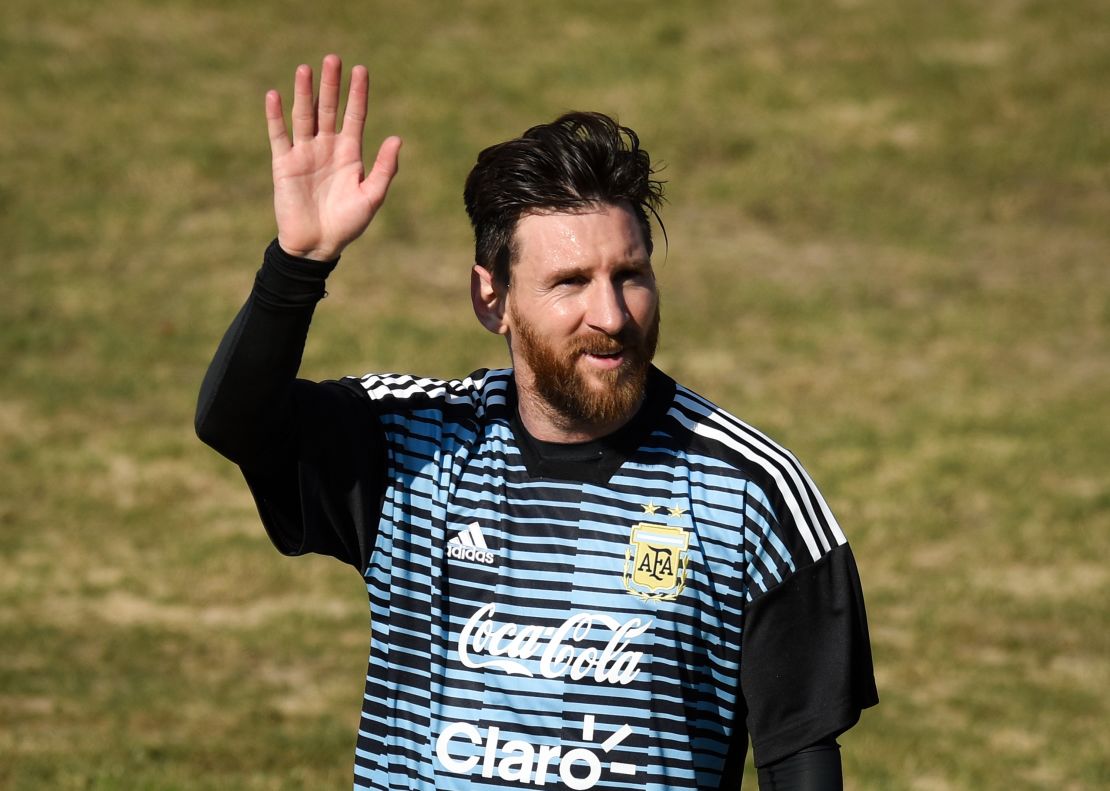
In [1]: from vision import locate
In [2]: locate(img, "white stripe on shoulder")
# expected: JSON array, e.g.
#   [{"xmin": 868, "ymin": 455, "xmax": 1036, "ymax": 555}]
[
  {"xmin": 353, "ymin": 368, "xmax": 514, "ymax": 415},
  {"xmin": 678, "ymin": 387, "xmax": 846, "ymax": 549},
  {"xmin": 669, "ymin": 405, "xmax": 822, "ymax": 561},
  {"xmin": 356, "ymin": 371, "xmax": 489, "ymax": 407},
  {"xmin": 673, "ymin": 387, "xmax": 847, "ymax": 557}
]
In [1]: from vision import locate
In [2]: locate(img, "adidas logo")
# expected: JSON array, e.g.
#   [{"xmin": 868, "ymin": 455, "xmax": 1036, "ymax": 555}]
[{"xmin": 447, "ymin": 522, "xmax": 496, "ymax": 566}]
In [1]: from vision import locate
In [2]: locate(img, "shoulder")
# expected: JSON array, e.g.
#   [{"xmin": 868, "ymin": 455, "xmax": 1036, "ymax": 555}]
[
  {"xmin": 663, "ymin": 379, "xmax": 802, "ymax": 477},
  {"xmin": 338, "ymin": 368, "xmax": 513, "ymax": 421},
  {"xmin": 663, "ymin": 379, "xmax": 847, "ymax": 564}
]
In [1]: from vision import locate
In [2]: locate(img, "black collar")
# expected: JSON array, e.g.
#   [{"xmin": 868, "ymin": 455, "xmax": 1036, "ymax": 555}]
[{"xmin": 508, "ymin": 367, "xmax": 676, "ymax": 484}]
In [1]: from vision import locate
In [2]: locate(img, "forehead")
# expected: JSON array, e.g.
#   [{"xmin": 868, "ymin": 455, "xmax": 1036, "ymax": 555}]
[{"xmin": 512, "ymin": 204, "xmax": 649, "ymax": 276}]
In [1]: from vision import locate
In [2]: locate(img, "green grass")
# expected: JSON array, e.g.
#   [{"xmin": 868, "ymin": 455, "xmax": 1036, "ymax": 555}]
[{"xmin": 2, "ymin": 0, "xmax": 1108, "ymax": 788}]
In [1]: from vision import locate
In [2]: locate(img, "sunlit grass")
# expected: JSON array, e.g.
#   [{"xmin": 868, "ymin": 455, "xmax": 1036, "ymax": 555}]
[{"xmin": 2, "ymin": 0, "xmax": 1107, "ymax": 788}]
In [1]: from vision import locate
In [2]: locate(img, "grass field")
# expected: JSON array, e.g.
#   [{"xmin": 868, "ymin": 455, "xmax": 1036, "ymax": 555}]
[{"xmin": 2, "ymin": 1, "xmax": 1108, "ymax": 788}]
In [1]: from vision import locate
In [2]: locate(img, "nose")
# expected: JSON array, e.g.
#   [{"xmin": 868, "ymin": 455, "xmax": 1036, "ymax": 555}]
[{"xmin": 585, "ymin": 280, "xmax": 629, "ymax": 336}]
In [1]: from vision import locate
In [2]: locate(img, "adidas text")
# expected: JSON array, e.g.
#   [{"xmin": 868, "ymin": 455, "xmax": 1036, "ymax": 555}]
[{"xmin": 447, "ymin": 543, "xmax": 495, "ymax": 566}]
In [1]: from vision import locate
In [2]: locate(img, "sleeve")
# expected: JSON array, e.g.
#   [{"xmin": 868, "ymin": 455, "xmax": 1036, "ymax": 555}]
[
  {"xmin": 756, "ymin": 738, "xmax": 843, "ymax": 790},
  {"xmin": 195, "ymin": 241, "xmax": 387, "ymax": 571},
  {"xmin": 739, "ymin": 474, "xmax": 879, "ymax": 768},
  {"xmin": 240, "ymin": 378, "xmax": 388, "ymax": 571}
]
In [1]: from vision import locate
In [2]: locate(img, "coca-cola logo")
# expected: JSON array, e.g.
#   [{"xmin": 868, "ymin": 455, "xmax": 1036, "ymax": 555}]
[{"xmin": 457, "ymin": 603, "xmax": 651, "ymax": 686}]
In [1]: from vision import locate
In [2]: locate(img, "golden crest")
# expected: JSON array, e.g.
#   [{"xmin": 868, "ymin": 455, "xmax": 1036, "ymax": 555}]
[{"xmin": 623, "ymin": 522, "xmax": 690, "ymax": 601}]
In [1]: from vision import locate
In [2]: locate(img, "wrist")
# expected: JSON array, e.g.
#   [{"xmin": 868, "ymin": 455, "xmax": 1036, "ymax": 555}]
[
  {"xmin": 275, "ymin": 236, "xmax": 342, "ymax": 263},
  {"xmin": 253, "ymin": 240, "xmax": 339, "ymax": 311}
]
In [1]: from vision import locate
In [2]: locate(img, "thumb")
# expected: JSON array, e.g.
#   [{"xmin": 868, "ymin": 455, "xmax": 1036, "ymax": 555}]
[{"xmin": 362, "ymin": 136, "xmax": 403, "ymax": 206}]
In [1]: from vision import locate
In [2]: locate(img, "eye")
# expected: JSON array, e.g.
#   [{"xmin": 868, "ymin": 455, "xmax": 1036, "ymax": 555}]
[{"xmin": 616, "ymin": 268, "xmax": 652, "ymax": 286}]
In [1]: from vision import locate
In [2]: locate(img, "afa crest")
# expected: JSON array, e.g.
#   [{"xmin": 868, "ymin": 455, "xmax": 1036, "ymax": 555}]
[{"xmin": 623, "ymin": 521, "xmax": 690, "ymax": 602}]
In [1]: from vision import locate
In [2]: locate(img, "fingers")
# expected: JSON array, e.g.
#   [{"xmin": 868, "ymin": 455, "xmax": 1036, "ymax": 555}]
[
  {"xmin": 282, "ymin": 57, "xmax": 366, "ymax": 147},
  {"xmin": 340, "ymin": 64, "xmax": 369, "ymax": 143},
  {"xmin": 272, "ymin": 57, "xmax": 384, "ymax": 177},
  {"xmin": 317, "ymin": 54, "xmax": 342, "ymax": 136},
  {"xmin": 362, "ymin": 135, "xmax": 403, "ymax": 206},
  {"xmin": 290, "ymin": 63, "xmax": 316, "ymax": 143},
  {"xmin": 265, "ymin": 90, "xmax": 291, "ymax": 158}
]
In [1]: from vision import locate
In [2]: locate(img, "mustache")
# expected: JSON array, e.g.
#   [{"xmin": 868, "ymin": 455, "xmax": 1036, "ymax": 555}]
[
  {"xmin": 570, "ymin": 308, "xmax": 661, "ymax": 359},
  {"xmin": 571, "ymin": 331, "xmax": 645, "ymax": 356}
]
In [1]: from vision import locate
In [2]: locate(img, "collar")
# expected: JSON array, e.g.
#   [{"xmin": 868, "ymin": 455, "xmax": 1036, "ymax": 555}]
[{"xmin": 507, "ymin": 366, "xmax": 675, "ymax": 484}]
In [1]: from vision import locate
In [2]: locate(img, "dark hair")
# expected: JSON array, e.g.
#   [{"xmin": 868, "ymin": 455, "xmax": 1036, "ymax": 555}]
[{"xmin": 463, "ymin": 111, "xmax": 665, "ymax": 285}]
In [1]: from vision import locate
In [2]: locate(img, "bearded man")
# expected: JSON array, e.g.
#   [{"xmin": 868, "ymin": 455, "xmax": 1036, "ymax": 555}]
[{"xmin": 196, "ymin": 55, "xmax": 877, "ymax": 791}]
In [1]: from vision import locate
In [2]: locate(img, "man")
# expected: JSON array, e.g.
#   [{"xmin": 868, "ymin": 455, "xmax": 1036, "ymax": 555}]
[{"xmin": 196, "ymin": 55, "xmax": 877, "ymax": 790}]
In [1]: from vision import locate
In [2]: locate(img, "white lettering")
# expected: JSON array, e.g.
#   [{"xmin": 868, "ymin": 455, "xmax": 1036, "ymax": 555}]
[
  {"xmin": 459, "ymin": 603, "xmax": 533, "ymax": 676},
  {"xmin": 510, "ymin": 622, "xmax": 547, "ymax": 658},
  {"xmin": 458, "ymin": 603, "xmax": 652, "ymax": 685},
  {"xmin": 482, "ymin": 725, "xmax": 500, "ymax": 778},
  {"xmin": 597, "ymin": 619, "xmax": 649, "ymax": 685},
  {"xmin": 560, "ymin": 747, "xmax": 602, "ymax": 790},
  {"xmin": 570, "ymin": 646, "xmax": 598, "ymax": 680},
  {"xmin": 436, "ymin": 721, "xmax": 481, "ymax": 773},
  {"xmin": 498, "ymin": 739, "xmax": 535, "ymax": 784},
  {"xmin": 447, "ymin": 543, "xmax": 495, "ymax": 565},
  {"xmin": 434, "ymin": 716, "xmax": 638, "ymax": 789},
  {"xmin": 534, "ymin": 744, "xmax": 562, "ymax": 786},
  {"xmin": 488, "ymin": 621, "xmax": 517, "ymax": 656}
]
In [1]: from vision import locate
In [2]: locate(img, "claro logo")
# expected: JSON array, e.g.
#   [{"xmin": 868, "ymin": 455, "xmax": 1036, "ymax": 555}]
[
  {"xmin": 458, "ymin": 603, "xmax": 651, "ymax": 685},
  {"xmin": 435, "ymin": 715, "xmax": 637, "ymax": 789}
]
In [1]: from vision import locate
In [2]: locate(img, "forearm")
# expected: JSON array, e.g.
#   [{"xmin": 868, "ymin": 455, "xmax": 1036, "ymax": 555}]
[
  {"xmin": 194, "ymin": 240, "xmax": 337, "ymax": 467},
  {"xmin": 756, "ymin": 739, "xmax": 842, "ymax": 791}
]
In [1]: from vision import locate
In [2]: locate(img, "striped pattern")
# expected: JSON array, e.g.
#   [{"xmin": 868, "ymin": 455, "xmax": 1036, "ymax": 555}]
[{"xmin": 347, "ymin": 368, "xmax": 844, "ymax": 790}]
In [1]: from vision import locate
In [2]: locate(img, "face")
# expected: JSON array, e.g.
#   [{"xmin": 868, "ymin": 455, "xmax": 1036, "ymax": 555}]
[{"xmin": 503, "ymin": 203, "xmax": 660, "ymax": 433}]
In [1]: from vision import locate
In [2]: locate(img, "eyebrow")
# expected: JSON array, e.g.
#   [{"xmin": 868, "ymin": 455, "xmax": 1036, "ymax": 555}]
[{"xmin": 546, "ymin": 258, "xmax": 652, "ymax": 281}]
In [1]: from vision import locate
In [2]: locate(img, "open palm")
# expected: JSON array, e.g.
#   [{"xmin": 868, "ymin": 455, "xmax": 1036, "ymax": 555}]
[{"xmin": 266, "ymin": 55, "xmax": 402, "ymax": 261}]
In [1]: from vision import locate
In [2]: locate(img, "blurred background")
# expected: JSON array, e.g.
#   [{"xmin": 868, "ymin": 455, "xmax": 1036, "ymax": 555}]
[{"xmin": 2, "ymin": 1, "xmax": 1107, "ymax": 788}]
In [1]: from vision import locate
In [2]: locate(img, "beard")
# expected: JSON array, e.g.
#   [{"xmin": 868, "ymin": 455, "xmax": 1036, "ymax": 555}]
[{"xmin": 511, "ymin": 301, "xmax": 660, "ymax": 430}]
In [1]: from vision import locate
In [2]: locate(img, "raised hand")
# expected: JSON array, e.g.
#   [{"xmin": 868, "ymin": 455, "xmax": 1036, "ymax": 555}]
[{"xmin": 265, "ymin": 54, "xmax": 402, "ymax": 261}]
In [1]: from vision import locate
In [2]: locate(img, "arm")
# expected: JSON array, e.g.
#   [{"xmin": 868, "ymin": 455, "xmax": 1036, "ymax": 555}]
[
  {"xmin": 196, "ymin": 54, "xmax": 400, "ymax": 459},
  {"xmin": 195, "ymin": 56, "xmax": 400, "ymax": 563},
  {"xmin": 738, "ymin": 473, "xmax": 878, "ymax": 777},
  {"xmin": 757, "ymin": 738, "xmax": 843, "ymax": 791},
  {"xmin": 193, "ymin": 241, "xmax": 337, "ymax": 469}
]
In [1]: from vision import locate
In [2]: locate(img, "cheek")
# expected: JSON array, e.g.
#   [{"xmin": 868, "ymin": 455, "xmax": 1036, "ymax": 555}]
[
  {"xmin": 511, "ymin": 300, "xmax": 581, "ymax": 351},
  {"xmin": 537, "ymin": 298, "xmax": 586, "ymax": 335},
  {"xmin": 625, "ymin": 288, "xmax": 659, "ymax": 327}
]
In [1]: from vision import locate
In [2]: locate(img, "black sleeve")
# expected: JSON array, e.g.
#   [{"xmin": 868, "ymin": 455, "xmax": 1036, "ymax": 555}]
[
  {"xmin": 757, "ymin": 739, "xmax": 843, "ymax": 790},
  {"xmin": 195, "ymin": 240, "xmax": 386, "ymax": 570},
  {"xmin": 741, "ymin": 544, "xmax": 878, "ymax": 767}
]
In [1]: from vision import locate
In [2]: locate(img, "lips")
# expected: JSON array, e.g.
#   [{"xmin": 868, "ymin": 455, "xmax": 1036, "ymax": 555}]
[{"xmin": 580, "ymin": 346, "xmax": 626, "ymax": 373}]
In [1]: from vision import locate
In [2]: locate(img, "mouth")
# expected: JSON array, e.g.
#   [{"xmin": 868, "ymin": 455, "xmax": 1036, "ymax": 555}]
[{"xmin": 582, "ymin": 348, "xmax": 626, "ymax": 370}]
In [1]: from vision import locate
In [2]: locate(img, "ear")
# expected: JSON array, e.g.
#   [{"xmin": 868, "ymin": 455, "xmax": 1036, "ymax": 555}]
[{"xmin": 471, "ymin": 264, "xmax": 508, "ymax": 335}]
